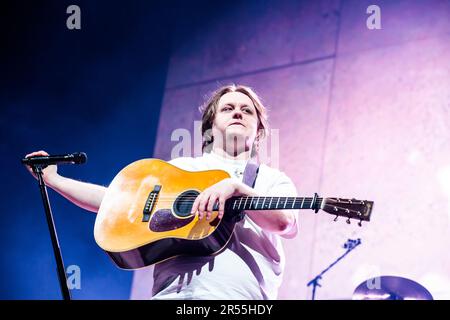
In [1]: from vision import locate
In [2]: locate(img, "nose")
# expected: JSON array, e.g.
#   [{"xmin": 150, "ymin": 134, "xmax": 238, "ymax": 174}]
[{"xmin": 232, "ymin": 109, "xmax": 243, "ymax": 119}]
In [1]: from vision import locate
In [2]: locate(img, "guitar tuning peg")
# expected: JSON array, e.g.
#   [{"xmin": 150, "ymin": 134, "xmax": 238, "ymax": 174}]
[
  {"xmin": 346, "ymin": 217, "xmax": 351, "ymax": 224},
  {"xmin": 334, "ymin": 215, "xmax": 338, "ymax": 222},
  {"xmin": 358, "ymin": 220, "xmax": 363, "ymax": 227}
]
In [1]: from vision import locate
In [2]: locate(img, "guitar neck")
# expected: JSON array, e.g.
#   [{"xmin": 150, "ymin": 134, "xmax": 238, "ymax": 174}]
[{"xmin": 224, "ymin": 196, "xmax": 324, "ymax": 211}]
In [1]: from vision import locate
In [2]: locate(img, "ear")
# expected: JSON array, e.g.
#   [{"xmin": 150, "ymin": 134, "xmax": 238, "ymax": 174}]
[{"xmin": 255, "ymin": 127, "xmax": 263, "ymax": 142}]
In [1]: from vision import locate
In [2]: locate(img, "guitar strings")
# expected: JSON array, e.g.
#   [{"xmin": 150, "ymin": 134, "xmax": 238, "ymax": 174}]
[
  {"xmin": 142, "ymin": 197, "xmax": 363, "ymax": 207},
  {"xmin": 153, "ymin": 199, "xmax": 322, "ymax": 203},
  {"xmin": 133, "ymin": 192, "xmax": 366, "ymax": 215},
  {"xmin": 141, "ymin": 195, "xmax": 362, "ymax": 205},
  {"xmin": 148, "ymin": 195, "xmax": 323, "ymax": 201},
  {"xmin": 141, "ymin": 200, "xmax": 365, "ymax": 214}
]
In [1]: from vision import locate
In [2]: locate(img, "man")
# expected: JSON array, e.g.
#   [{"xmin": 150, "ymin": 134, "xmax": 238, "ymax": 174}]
[{"xmin": 25, "ymin": 84, "xmax": 299, "ymax": 299}]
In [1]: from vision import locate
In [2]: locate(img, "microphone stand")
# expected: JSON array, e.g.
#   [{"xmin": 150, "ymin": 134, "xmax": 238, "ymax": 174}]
[
  {"xmin": 307, "ymin": 238, "xmax": 361, "ymax": 300},
  {"xmin": 32, "ymin": 165, "xmax": 71, "ymax": 300}
]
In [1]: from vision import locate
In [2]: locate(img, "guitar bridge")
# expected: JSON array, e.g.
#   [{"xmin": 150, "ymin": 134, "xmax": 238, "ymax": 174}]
[{"xmin": 142, "ymin": 185, "xmax": 161, "ymax": 222}]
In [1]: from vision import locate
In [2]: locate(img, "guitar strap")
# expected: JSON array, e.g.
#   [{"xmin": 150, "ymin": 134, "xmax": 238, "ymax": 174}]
[
  {"xmin": 242, "ymin": 157, "xmax": 260, "ymax": 189},
  {"xmin": 231, "ymin": 157, "xmax": 260, "ymax": 222}
]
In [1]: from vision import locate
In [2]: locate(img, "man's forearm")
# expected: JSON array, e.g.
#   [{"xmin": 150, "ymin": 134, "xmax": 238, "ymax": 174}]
[
  {"xmin": 47, "ymin": 175, "xmax": 106, "ymax": 213},
  {"xmin": 235, "ymin": 182, "xmax": 296, "ymax": 235}
]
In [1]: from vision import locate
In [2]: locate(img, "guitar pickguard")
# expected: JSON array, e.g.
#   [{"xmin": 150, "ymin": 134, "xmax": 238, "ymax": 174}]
[{"xmin": 149, "ymin": 209, "xmax": 194, "ymax": 232}]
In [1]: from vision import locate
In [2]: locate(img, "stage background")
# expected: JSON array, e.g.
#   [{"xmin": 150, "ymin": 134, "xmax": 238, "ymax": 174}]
[
  {"xmin": 1, "ymin": 0, "xmax": 449, "ymax": 300},
  {"xmin": 1, "ymin": 0, "xmax": 172, "ymax": 299}
]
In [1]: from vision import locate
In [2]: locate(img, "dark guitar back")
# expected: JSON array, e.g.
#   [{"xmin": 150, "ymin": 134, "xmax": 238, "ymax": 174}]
[{"xmin": 105, "ymin": 217, "xmax": 237, "ymax": 269}]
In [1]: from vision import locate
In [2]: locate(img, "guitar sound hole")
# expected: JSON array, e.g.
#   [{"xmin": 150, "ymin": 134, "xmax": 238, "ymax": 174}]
[{"xmin": 173, "ymin": 190, "xmax": 199, "ymax": 217}]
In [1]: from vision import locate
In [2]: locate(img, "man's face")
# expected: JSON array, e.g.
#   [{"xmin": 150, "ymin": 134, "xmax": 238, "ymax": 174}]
[{"xmin": 212, "ymin": 91, "xmax": 259, "ymax": 149}]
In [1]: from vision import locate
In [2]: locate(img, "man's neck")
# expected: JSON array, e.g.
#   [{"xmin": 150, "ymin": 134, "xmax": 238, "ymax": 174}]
[{"xmin": 212, "ymin": 145, "xmax": 251, "ymax": 161}]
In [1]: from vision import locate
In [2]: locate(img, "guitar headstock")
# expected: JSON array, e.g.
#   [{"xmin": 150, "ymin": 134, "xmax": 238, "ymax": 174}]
[{"xmin": 322, "ymin": 198, "xmax": 374, "ymax": 224}]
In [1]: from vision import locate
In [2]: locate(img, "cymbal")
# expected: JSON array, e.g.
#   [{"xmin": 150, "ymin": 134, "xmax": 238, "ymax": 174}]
[{"xmin": 353, "ymin": 276, "xmax": 433, "ymax": 300}]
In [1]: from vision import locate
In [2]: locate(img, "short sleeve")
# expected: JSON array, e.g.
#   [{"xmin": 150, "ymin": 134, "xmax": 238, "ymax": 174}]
[
  {"xmin": 167, "ymin": 157, "xmax": 196, "ymax": 171},
  {"xmin": 266, "ymin": 172, "xmax": 299, "ymax": 239}
]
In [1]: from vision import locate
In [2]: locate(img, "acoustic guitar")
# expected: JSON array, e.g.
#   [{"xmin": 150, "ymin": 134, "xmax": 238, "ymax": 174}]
[{"xmin": 94, "ymin": 159, "xmax": 374, "ymax": 269}]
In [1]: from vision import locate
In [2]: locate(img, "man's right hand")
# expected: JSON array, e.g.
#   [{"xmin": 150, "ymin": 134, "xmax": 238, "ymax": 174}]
[{"xmin": 24, "ymin": 150, "xmax": 60, "ymax": 185}]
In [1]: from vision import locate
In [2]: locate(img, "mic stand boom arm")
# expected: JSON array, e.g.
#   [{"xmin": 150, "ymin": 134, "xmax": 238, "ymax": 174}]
[{"xmin": 307, "ymin": 238, "xmax": 361, "ymax": 300}]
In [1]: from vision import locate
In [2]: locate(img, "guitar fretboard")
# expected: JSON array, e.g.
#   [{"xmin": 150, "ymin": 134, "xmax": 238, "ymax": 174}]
[{"xmin": 223, "ymin": 196, "xmax": 324, "ymax": 211}]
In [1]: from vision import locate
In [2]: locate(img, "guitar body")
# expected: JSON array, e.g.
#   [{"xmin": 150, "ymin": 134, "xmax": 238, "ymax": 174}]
[{"xmin": 94, "ymin": 159, "xmax": 236, "ymax": 270}]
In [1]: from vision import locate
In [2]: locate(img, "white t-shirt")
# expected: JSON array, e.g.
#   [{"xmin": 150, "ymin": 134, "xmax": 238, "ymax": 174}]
[{"xmin": 150, "ymin": 150, "xmax": 299, "ymax": 300}]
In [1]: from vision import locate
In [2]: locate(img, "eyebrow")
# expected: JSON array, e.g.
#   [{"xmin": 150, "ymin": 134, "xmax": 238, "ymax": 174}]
[{"xmin": 222, "ymin": 103, "xmax": 253, "ymax": 109}]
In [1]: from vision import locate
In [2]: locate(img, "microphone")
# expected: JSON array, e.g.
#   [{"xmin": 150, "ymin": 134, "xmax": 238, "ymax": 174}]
[{"xmin": 21, "ymin": 152, "xmax": 87, "ymax": 166}]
